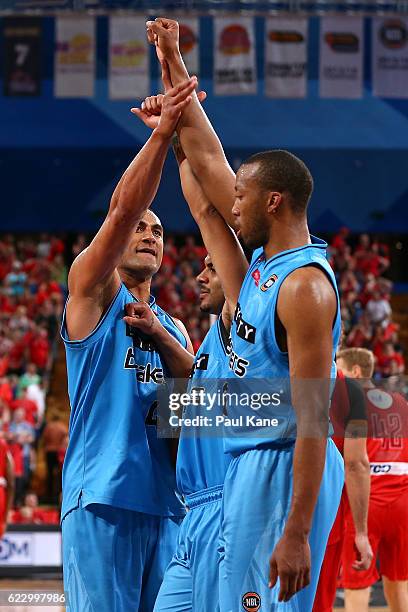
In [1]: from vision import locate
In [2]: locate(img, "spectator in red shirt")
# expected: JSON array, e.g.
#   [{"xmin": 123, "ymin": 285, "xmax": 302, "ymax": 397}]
[
  {"xmin": 0, "ymin": 377, "xmax": 13, "ymax": 406},
  {"xmin": 11, "ymin": 492, "xmax": 46, "ymax": 524},
  {"xmin": 331, "ymin": 226, "xmax": 350, "ymax": 255},
  {"xmin": 10, "ymin": 389, "xmax": 38, "ymax": 428},
  {"xmin": 29, "ymin": 328, "xmax": 50, "ymax": 373},
  {"xmin": 347, "ymin": 314, "xmax": 373, "ymax": 349},
  {"xmin": 377, "ymin": 341, "xmax": 406, "ymax": 377}
]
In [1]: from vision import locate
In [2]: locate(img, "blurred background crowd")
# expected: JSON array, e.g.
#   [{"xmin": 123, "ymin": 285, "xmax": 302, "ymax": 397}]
[{"xmin": 0, "ymin": 230, "xmax": 405, "ymax": 523}]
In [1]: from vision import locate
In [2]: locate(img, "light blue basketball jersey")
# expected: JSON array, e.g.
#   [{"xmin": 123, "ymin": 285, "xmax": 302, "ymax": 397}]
[
  {"xmin": 224, "ymin": 236, "xmax": 341, "ymax": 454},
  {"xmin": 61, "ymin": 283, "xmax": 186, "ymax": 521},
  {"xmin": 176, "ymin": 317, "xmax": 230, "ymax": 496}
]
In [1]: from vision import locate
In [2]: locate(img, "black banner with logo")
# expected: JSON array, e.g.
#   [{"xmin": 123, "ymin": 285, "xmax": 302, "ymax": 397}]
[{"xmin": 3, "ymin": 17, "xmax": 42, "ymax": 97}]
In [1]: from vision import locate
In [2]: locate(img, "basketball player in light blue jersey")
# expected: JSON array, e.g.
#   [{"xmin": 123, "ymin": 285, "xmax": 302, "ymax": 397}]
[
  {"xmin": 128, "ymin": 101, "xmax": 248, "ymax": 609},
  {"xmin": 147, "ymin": 19, "xmax": 344, "ymax": 611},
  {"xmin": 60, "ymin": 77, "xmax": 198, "ymax": 612}
]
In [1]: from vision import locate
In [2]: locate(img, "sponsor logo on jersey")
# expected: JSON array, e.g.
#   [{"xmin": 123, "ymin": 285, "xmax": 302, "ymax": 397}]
[
  {"xmin": 242, "ymin": 592, "xmax": 261, "ymax": 612},
  {"xmin": 252, "ymin": 269, "xmax": 261, "ymax": 287},
  {"xmin": 226, "ymin": 337, "xmax": 249, "ymax": 377},
  {"xmin": 260, "ymin": 273, "xmax": 278, "ymax": 292},
  {"xmin": 126, "ymin": 324, "xmax": 157, "ymax": 352},
  {"xmin": 124, "ymin": 348, "xmax": 164, "ymax": 383},
  {"xmin": 191, "ymin": 353, "xmax": 209, "ymax": 375},
  {"xmin": 234, "ymin": 303, "xmax": 256, "ymax": 344},
  {"xmin": 370, "ymin": 463, "xmax": 391, "ymax": 474}
]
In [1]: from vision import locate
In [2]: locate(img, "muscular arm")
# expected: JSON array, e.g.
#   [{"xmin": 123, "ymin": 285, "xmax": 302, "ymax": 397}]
[
  {"xmin": 175, "ymin": 138, "xmax": 248, "ymax": 324},
  {"xmin": 67, "ymin": 77, "xmax": 197, "ymax": 341},
  {"xmin": 343, "ymin": 378, "xmax": 370, "ymax": 538},
  {"xmin": 147, "ymin": 19, "xmax": 236, "ymax": 225},
  {"xmin": 344, "ymin": 431, "xmax": 370, "ymax": 532},
  {"xmin": 67, "ymin": 132, "xmax": 173, "ymax": 340},
  {"xmin": 270, "ymin": 266, "xmax": 337, "ymax": 601},
  {"xmin": 341, "ymin": 377, "xmax": 373, "ymax": 569}
]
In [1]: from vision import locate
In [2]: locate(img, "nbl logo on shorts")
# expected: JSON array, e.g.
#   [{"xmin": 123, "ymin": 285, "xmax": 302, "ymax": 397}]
[{"xmin": 242, "ymin": 592, "xmax": 261, "ymax": 611}]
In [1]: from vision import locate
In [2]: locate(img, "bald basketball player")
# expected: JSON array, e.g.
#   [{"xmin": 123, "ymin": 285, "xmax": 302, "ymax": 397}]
[{"xmin": 61, "ymin": 77, "xmax": 197, "ymax": 611}]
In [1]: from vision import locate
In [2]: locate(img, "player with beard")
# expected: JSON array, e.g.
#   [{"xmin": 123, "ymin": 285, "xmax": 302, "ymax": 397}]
[
  {"xmin": 144, "ymin": 20, "xmax": 344, "ymax": 611},
  {"xmin": 127, "ymin": 105, "xmax": 248, "ymax": 609},
  {"xmin": 60, "ymin": 77, "xmax": 197, "ymax": 612}
]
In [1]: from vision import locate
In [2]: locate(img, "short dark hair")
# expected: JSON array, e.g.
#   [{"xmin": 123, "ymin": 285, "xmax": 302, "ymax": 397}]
[{"xmin": 241, "ymin": 150, "xmax": 314, "ymax": 214}]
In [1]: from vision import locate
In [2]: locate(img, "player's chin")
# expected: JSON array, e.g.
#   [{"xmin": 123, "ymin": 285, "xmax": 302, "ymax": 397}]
[
  {"xmin": 199, "ymin": 297, "xmax": 211, "ymax": 313},
  {"xmin": 132, "ymin": 261, "xmax": 160, "ymax": 279}
]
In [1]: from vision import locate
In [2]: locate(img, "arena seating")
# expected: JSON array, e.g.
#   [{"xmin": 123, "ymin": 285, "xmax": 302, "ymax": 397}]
[{"xmin": 0, "ymin": 231, "xmax": 405, "ymax": 523}]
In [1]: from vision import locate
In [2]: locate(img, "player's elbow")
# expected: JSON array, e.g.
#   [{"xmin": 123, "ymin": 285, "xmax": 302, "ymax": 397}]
[
  {"xmin": 345, "ymin": 456, "xmax": 370, "ymax": 474},
  {"xmin": 193, "ymin": 202, "xmax": 220, "ymax": 223}
]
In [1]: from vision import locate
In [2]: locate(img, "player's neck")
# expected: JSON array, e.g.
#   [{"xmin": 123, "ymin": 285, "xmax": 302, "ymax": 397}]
[
  {"xmin": 263, "ymin": 218, "xmax": 310, "ymax": 261},
  {"xmin": 120, "ymin": 272, "xmax": 152, "ymax": 302}
]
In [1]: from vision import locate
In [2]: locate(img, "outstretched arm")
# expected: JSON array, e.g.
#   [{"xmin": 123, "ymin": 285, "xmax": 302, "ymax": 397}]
[
  {"xmin": 175, "ymin": 138, "xmax": 247, "ymax": 325},
  {"xmin": 146, "ymin": 18, "xmax": 236, "ymax": 226},
  {"xmin": 269, "ymin": 267, "xmax": 338, "ymax": 602},
  {"xmin": 66, "ymin": 77, "xmax": 197, "ymax": 341}
]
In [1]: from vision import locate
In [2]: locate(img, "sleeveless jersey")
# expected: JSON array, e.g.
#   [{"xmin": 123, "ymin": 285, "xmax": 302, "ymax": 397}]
[
  {"xmin": 365, "ymin": 387, "xmax": 408, "ymax": 503},
  {"xmin": 61, "ymin": 283, "xmax": 186, "ymax": 521},
  {"xmin": 224, "ymin": 236, "xmax": 341, "ymax": 454},
  {"xmin": 176, "ymin": 317, "xmax": 230, "ymax": 496}
]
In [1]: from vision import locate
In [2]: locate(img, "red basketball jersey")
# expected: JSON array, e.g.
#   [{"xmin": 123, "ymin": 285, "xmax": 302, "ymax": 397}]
[{"xmin": 365, "ymin": 387, "xmax": 408, "ymax": 503}]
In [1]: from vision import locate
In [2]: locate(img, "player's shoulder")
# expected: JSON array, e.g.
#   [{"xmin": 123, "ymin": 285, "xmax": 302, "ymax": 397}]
[{"xmin": 280, "ymin": 265, "xmax": 335, "ymax": 303}]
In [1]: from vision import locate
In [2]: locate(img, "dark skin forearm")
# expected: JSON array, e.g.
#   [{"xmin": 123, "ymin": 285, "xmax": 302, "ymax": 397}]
[
  {"xmin": 286, "ymin": 438, "xmax": 327, "ymax": 536},
  {"xmin": 269, "ymin": 266, "xmax": 338, "ymax": 602},
  {"xmin": 145, "ymin": 16, "xmax": 237, "ymax": 226},
  {"xmin": 167, "ymin": 50, "xmax": 236, "ymax": 226}
]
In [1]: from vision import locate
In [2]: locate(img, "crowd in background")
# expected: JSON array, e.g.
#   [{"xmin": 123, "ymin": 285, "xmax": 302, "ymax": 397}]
[
  {"xmin": 0, "ymin": 234, "xmax": 67, "ymax": 523},
  {"xmin": 0, "ymin": 230, "xmax": 405, "ymax": 524},
  {"xmin": 330, "ymin": 229, "xmax": 405, "ymax": 378}
]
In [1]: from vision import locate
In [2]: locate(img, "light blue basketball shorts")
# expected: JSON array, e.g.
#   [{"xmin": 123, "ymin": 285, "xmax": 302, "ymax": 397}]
[
  {"xmin": 154, "ymin": 484, "xmax": 224, "ymax": 612},
  {"xmin": 62, "ymin": 497, "xmax": 180, "ymax": 612},
  {"xmin": 219, "ymin": 439, "xmax": 344, "ymax": 612}
]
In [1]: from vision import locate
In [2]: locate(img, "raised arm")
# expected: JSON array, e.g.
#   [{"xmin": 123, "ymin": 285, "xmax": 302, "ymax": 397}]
[
  {"xmin": 269, "ymin": 266, "xmax": 337, "ymax": 602},
  {"xmin": 174, "ymin": 138, "xmax": 248, "ymax": 324},
  {"xmin": 66, "ymin": 77, "xmax": 197, "ymax": 340},
  {"xmin": 146, "ymin": 18, "xmax": 236, "ymax": 226},
  {"xmin": 132, "ymin": 94, "xmax": 248, "ymax": 323}
]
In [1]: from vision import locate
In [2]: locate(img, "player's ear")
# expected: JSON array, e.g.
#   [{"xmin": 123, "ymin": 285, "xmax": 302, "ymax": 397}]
[
  {"xmin": 267, "ymin": 192, "xmax": 282, "ymax": 215},
  {"xmin": 351, "ymin": 364, "xmax": 361, "ymax": 378}
]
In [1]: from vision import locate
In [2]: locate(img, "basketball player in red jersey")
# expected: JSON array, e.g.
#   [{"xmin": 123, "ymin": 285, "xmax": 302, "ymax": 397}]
[
  {"xmin": 0, "ymin": 437, "xmax": 15, "ymax": 538},
  {"xmin": 337, "ymin": 348, "xmax": 408, "ymax": 612},
  {"xmin": 313, "ymin": 368, "xmax": 373, "ymax": 612}
]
